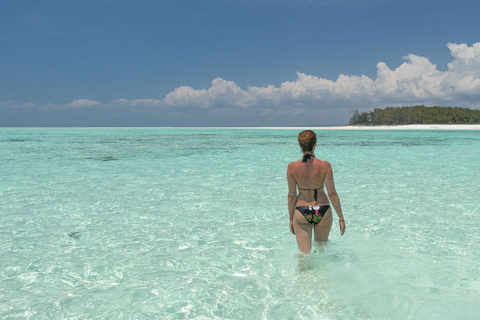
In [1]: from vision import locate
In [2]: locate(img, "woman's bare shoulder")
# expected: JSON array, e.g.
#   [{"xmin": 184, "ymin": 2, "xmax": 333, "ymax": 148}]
[
  {"xmin": 288, "ymin": 159, "xmax": 302, "ymax": 166},
  {"xmin": 316, "ymin": 159, "xmax": 331, "ymax": 168},
  {"xmin": 287, "ymin": 160, "xmax": 302, "ymax": 171}
]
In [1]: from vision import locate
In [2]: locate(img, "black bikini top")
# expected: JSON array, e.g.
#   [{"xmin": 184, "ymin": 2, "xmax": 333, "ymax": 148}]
[{"xmin": 299, "ymin": 154, "xmax": 323, "ymax": 201}]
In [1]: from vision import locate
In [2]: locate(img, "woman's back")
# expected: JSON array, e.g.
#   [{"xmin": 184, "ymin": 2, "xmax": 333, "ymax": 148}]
[{"xmin": 288, "ymin": 156, "xmax": 330, "ymax": 205}]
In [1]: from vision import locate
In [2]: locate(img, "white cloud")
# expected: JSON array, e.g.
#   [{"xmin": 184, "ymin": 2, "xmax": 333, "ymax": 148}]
[
  {"xmin": 108, "ymin": 98, "xmax": 163, "ymax": 107},
  {"xmin": 154, "ymin": 42, "xmax": 480, "ymax": 112},
  {"xmin": 164, "ymin": 78, "xmax": 254, "ymax": 109},
  {"xmin": 3, "ymin": 42, "xmax": 480, "ymax": 120},
  {"xmin": 1, "ymin": 99, "xmax": 102, "ymax": 112},
  {"xmin": 0, "ymin": 100, "xmax": 36, "ymax": 108},
  {"xmin": 66, "ymin": 99, "xmax": 101, "ymax": 108},
  {"xmin": 445, "ymin": 42, "xmax": 480, "ymax": 96}
]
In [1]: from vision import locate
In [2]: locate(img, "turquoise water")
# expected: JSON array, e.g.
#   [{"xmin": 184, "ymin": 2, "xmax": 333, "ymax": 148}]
[{"xmin": 1, "ymin": 128, "xmax": 480, "ymax": 319}]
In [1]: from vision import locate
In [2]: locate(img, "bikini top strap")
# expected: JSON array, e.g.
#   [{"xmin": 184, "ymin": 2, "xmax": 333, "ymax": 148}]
[
  {"xmin": 302, "ymin": 154, "xmax": 315, "ymax": 163},
  {"xmin": 297, "ymin": 185, "xmax": 324, "ymax": 201},
  {"xmin": 297, "ymin": 185, "xmax": 324, "ymax": 191}
]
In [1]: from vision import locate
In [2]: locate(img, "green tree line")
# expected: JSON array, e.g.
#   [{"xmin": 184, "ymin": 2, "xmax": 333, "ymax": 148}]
[{"xmin": 349, "ymin": 105, "xmax": 480, "ymax": 125}]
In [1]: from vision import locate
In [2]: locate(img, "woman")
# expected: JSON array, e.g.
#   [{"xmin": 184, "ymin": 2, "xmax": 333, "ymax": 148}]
[{"xmin": 287, "ymin": 130, "xmax": 345, "ymax": 253}]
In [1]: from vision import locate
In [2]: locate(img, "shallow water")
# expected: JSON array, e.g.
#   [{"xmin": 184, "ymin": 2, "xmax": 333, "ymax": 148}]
[{"xmin": 1, "ymin": 128, "xmax": 479, "ymax": 319}]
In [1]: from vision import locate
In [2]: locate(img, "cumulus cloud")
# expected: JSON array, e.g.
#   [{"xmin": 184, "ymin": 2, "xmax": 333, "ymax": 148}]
[
  {"xmin": 66, "ymin": 99, "xmax": 101, "ymax": 108},
  {"xmin": 3, "ymin": 42, "xmax": 480, "ymax": 125},
  {"xmin": 155, "ymin": 42, "xmax": 480, "ymax": 112},
  {"xmin": 164, "ymin": 78, "xmax": 254, "ymax": 109}
]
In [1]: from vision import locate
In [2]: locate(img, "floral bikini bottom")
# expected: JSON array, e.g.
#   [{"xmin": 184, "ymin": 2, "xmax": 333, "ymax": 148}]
[{"xmin": 295, "ymin": 205, "xmax": 331, "ymax": 224}]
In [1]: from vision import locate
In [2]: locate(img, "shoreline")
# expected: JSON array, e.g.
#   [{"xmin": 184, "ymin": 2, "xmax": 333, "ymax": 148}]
[
  {"xmin": 174, "ymin": 124, "xmax": 480, "ymax": 130},
  {"xmin": 286, "ymin": 124, "xmax": 480, "ymax": 130},
  {"xmin": 206, "ymin": 124, "xmax": 480, "ymax": 130}
]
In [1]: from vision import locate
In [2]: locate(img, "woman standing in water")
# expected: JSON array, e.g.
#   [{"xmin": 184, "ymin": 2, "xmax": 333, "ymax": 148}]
[{"xmin": 287, "ymin": 130, "xmax": 345, "ymax": 253}]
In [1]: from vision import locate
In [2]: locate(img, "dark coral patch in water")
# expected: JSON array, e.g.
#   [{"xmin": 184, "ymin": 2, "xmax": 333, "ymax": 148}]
[
  {"xmin": 100, "ymin": 156, "xmax": 119, "ymax": 161},
  {"xmin": 68, "ymin": 232, "xmax": 81, "ymax": 239}
]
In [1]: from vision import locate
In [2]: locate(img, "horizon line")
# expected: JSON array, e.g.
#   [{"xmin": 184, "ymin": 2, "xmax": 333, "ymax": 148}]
[{"xmin": 1, "ymin": 124, "xmax": 480, "ymax": 130}]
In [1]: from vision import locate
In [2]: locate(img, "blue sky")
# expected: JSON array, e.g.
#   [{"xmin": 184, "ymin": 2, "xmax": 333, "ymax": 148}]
[{"xmin": 1, "ymin": 0, "xmax": 480, "ymax": 126}]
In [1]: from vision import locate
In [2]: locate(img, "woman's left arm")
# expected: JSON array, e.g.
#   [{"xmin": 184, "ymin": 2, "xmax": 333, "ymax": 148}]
[{"xmin": 286, "ymin": 163, "xmax": 297, "ymax": 235}]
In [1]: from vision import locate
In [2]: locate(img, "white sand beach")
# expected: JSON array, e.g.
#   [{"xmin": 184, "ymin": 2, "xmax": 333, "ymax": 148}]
[
  {"xmin": 310, "ymin": 124, "xmax": 480, "ymax": 130},
  {"xmin": 190, "ymin": 125, "xmax": 480, "ymax": 130}
]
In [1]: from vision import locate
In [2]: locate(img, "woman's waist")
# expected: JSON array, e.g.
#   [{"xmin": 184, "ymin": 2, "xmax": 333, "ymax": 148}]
[{"xmin": 297, "ymin": 190, "xmax": 327, "ymax": 196}]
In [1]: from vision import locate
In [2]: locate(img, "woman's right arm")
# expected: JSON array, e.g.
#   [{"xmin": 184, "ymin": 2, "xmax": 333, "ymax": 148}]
[{"xmin": 324, "ymin": 162, "xmax": 345, "ymax": 236}]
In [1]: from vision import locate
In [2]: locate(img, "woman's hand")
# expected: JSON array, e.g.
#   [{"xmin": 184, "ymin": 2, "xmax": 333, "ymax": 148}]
[
  {"xmin": 289, "ymin": 220, "xmax": 295, "ymax": 235},
  {"xmin": 339, "ymin": 221, "xmax": 345, "ymax": 236}
]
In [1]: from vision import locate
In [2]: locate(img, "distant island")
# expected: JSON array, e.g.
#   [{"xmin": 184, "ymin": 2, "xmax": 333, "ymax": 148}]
[{"xmin": 349, "ymin": 105, "xmax": 480, "ymax": 126}]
